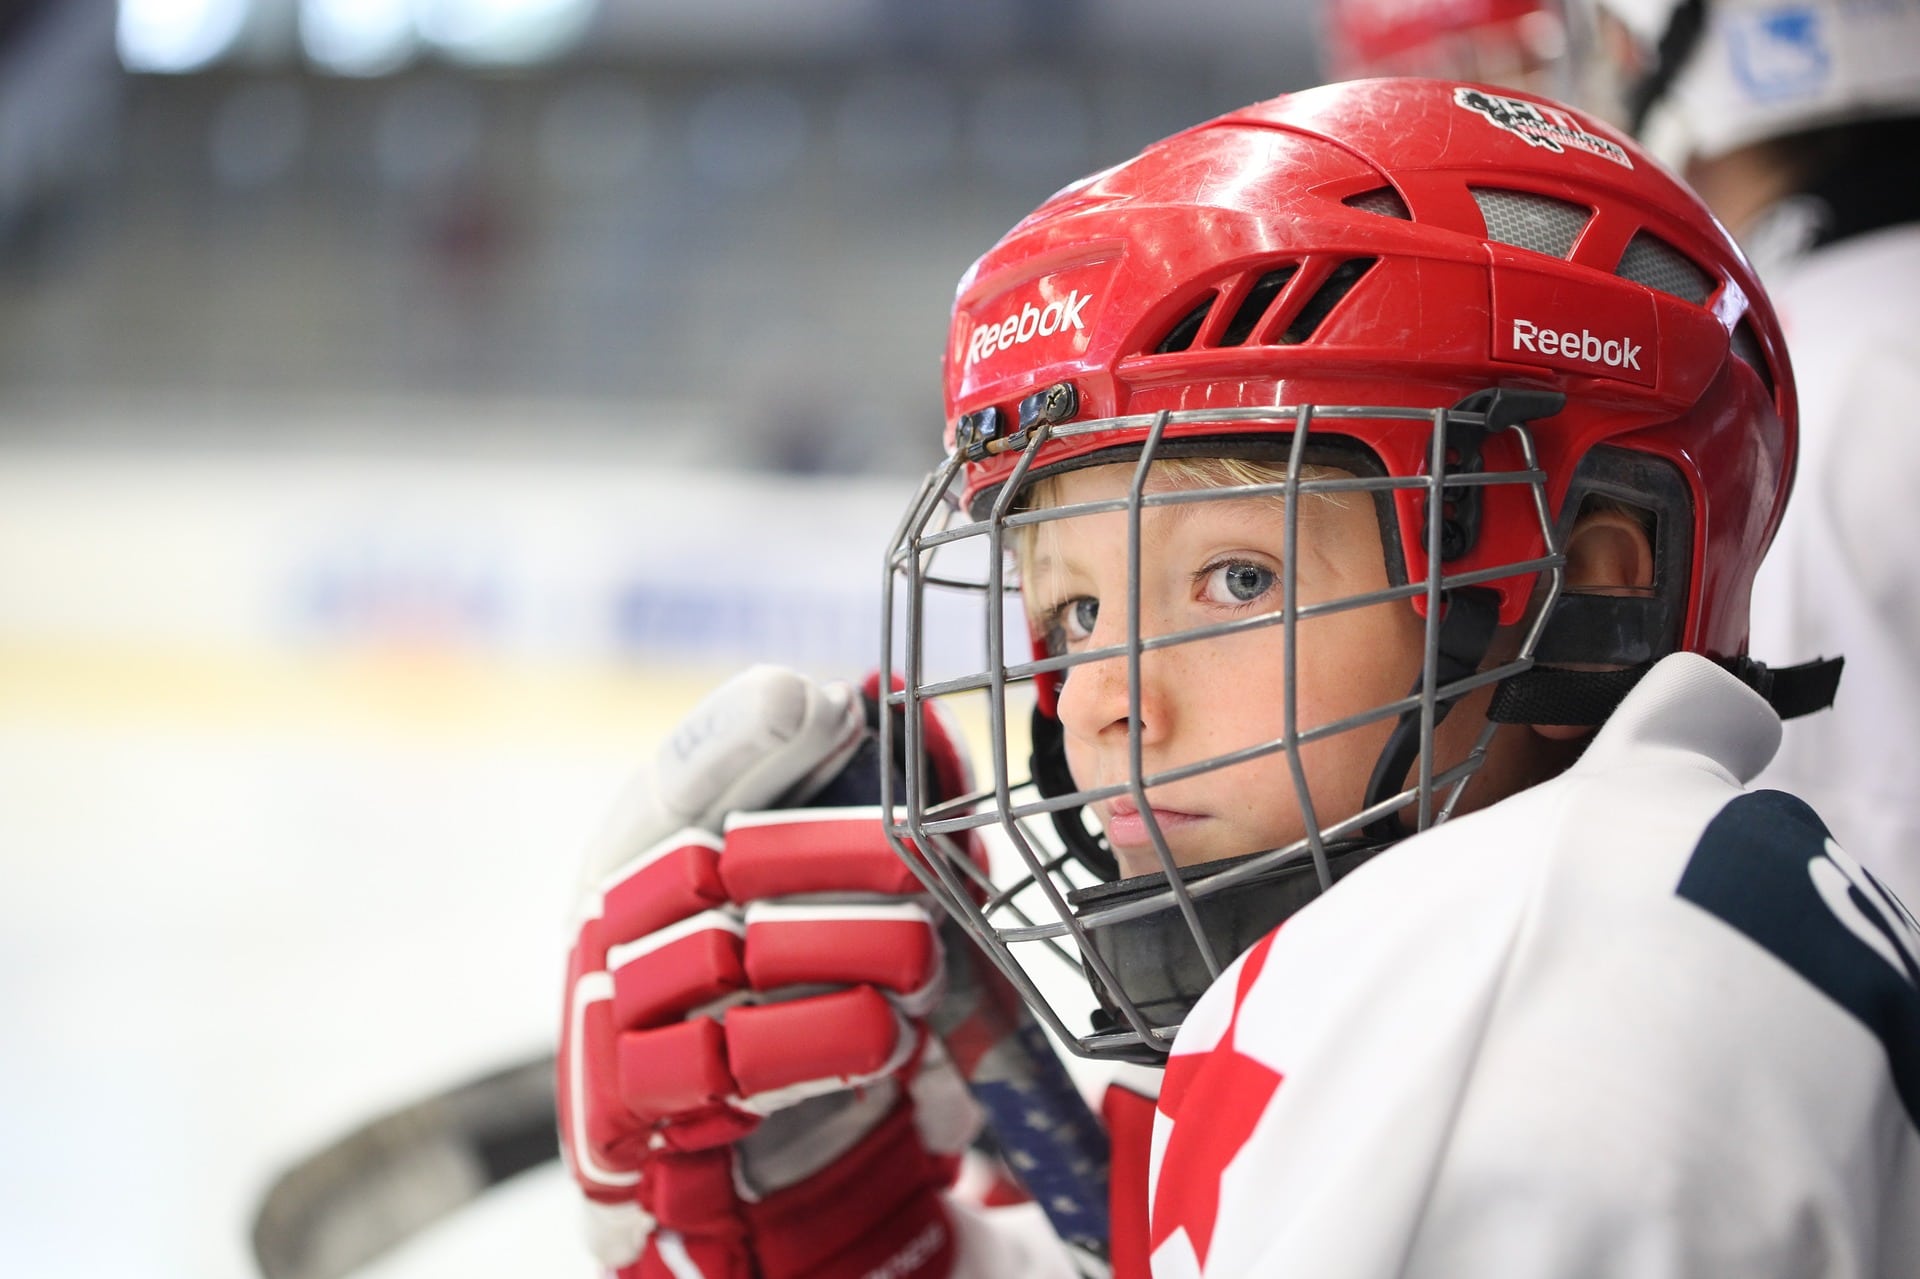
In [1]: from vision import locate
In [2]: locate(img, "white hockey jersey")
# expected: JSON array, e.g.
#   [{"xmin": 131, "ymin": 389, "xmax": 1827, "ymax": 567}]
[
  {"xmin": 1748, "ymin": 222, "xmax": 1920, "ymax": 911},
  {"xmin": 1143, "ymin": 653, "xmax": 1920, "ymax": 1278}
]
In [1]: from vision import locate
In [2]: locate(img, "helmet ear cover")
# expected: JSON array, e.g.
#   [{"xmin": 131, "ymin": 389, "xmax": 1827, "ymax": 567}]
[{"xmin": 1487, "ymin": 443, "xmax": 1695, "ymax": 724}]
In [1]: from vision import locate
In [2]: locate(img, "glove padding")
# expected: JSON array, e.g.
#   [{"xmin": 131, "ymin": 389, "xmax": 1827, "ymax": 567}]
[{"xmin": 558, "ymin": 665, "xmax": 983, "ymax": 1279}]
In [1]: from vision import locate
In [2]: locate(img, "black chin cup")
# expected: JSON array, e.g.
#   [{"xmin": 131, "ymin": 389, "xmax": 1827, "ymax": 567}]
[
  {"xmin": 1066, "ymin": 841, "xmax": 1383, "ymax": 1060},
  {"xmin": 1030, "ymin": 703, "xmax": 1121, "ymax": 881}
]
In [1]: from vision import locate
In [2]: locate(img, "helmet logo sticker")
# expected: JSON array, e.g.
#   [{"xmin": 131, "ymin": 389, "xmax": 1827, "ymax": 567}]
[
  {"xmin": 1453, "ymin": 87, "xmax": 1633, "ymax": 168},
  {"xmin": 1492, "ymin": 268, "xmax": 1659, "ymax": 387},
  {"xmin": 965, "ymin": 289, "xmax": 1092, "ymax": 368},
  {"xmin": 1727, "ymin": 6, "xmax": 1832, "ymax": 104},
  {"xmin": 1509, "ymin": 318, "xmax": 1643, "ymax": 372}
]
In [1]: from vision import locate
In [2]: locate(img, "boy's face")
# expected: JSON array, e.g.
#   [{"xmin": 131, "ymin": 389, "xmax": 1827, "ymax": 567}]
[{"xmin": 1023, "ymin": 461, "xmax": 1521, "ymax": 878}]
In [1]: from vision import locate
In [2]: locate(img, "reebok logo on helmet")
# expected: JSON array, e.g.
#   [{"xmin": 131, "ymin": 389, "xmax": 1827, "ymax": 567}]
[
  {"xmin": 965, "ymin": 290, "xmax": 1091, "ymax": 367},
  {"xmin": 1492, "ymin": 269, "xmax": 1659, "ymax": 387},
  {"xmin": 1510, "ymin": 318, "xmax": 1643, "ymax": 371}
]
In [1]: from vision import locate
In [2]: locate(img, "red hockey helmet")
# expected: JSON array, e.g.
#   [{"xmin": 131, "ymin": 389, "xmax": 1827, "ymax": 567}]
[{"xmin": 882, "ymin": 78, "xmax": 1801, "ymax": 1061}]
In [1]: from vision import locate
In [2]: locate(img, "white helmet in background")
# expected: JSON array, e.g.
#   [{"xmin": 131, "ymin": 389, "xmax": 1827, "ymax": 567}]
[{"xmin": 1593, "ymin": 0, "xmax": 1920, "ymax": 165}]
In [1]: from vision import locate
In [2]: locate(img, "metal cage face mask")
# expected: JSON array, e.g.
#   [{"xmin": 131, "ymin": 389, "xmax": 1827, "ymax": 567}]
[{"xmin": 880, "ymin": 397, "xmax": 1565, "ymax": 1063}]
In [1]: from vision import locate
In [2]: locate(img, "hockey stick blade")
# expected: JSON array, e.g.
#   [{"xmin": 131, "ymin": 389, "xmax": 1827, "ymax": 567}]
[
  {"xmin": 250, "ymin": 1054, "xmax": 557, "ymax": 1279},
  {"xmin": 250, "ymin": 1001, "xmax": 1110, "ymax": 1279},
  {"xmin": 252, "ymin": 679, "xmax": 1111, "ymax": 1276}
]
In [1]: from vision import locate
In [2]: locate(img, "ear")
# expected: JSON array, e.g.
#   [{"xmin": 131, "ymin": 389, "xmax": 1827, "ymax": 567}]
[
  {"xmin": 1531, "ymin": 505, "xmax": 1655, "ymax": 742},
  {"xmin": 1562, "ymin": 505, "xmax": 1654, "ymax": 593}
]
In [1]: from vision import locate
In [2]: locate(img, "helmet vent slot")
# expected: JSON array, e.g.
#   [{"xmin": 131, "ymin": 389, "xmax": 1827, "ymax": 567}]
[
  {"xmin": 1729, "ymin": 317, "xmax": 1776, "ymax": 397},
  {"xmin": 1616, "ymin": 231, "xmax": 1714, "ymax": 304},
  {"xmin": 1218, "ymin": 267, "xmax": 1298, "ymax": 347},
  {"xmin": 1472, "ymin": 187, "xmax": 1591, "ymax": 259},
  {"xmin": 1281, "ymin": 257, "xmax": 1376, "ymax": 344},
  {"xmin": 1344, "ymin": 187, "xmax": 1412, "ymax": 220},
  {"xmin": 1155, "ymin": 294, "xmax": 1216, "ymax": 353}
]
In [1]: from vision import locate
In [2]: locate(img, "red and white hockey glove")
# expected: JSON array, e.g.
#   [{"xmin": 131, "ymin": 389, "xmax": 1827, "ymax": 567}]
[{"xmin": 558, "ymin": 665, "xmax": 985, "ymax": 1279}]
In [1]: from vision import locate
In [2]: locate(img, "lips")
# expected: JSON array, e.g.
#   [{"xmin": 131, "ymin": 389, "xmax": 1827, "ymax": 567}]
[{"xmin": 1103, "ymin": 797, "xmax": 1206, "ymax": 851}]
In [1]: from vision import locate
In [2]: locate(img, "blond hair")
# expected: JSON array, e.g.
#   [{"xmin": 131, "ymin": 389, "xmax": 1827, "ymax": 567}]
[{"xmin": 1011, "ymin": 455, "xmax": 1345, "ymax": 625}]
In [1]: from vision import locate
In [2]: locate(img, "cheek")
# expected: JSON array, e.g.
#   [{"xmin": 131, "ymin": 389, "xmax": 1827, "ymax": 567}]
[
  {"xmin": 1167, "ymin": 639, "xmax": 1287, "ymax": 750},
  {"xmin": 1293, "ymin": 600, "xmax": 1425, "ymax": 709},
  {"xmin": 1176, "ymin": 597, "xmax": 1421, "ymax": 747}
]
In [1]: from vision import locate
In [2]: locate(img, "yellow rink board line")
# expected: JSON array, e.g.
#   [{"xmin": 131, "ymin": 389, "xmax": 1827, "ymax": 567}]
[
  {"xmin": 0, "ymin": 643, "xmax": 1026, "ymax": 765},
  {"xmin": 0, "ymin": 643, "xmax": 735, "ymax": 745}
]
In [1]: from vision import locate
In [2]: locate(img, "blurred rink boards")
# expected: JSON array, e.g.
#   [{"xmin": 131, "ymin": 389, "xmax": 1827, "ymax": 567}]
[{"xmin": 0, "ymin": 408, "xmax": 960, "ymax": 1279}]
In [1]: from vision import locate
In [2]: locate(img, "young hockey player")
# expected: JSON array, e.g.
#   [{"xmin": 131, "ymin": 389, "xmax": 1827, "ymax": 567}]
[{"xmin": 558, "ymin": 78, "xmax": 1918, "ymax": 1278}]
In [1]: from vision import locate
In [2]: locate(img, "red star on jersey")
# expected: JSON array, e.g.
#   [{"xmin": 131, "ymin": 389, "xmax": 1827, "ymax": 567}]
[{"xmin": 1148, "ymin": 934, "xmax": 1284, "ymax": 1271}]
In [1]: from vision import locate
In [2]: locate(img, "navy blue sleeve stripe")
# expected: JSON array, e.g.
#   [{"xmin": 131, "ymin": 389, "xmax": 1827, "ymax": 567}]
[{"xmin": 1676, "ymin": 789, "xmax": 1920, "ymax": 1133}]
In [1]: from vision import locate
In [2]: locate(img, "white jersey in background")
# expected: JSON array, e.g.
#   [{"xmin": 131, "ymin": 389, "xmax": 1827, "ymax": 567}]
[
  {"xmin": 1146, "ymin": 654, "xmax": 1920, "ymax": 1278},
  {"xmin": 1748, "ymin": 221, "xmax": 1920, "ymax": 911}
]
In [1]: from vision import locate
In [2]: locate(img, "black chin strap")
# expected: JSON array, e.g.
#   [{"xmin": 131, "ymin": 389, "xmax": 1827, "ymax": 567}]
[
  {"xmin": 1627, "ymin": 0, "xmax": 1709, "ymax": 136},
  {"xmin": 1360, "ymin": 387, "xmax": 1564, "ymax": 843},
  {"xmin": 1487, "ymin": 654, "xmax": 1845, "ymax": 726},
  {"xmin": 1362, "ymin": 587, "xmax": 1502, "ymax": 842}
]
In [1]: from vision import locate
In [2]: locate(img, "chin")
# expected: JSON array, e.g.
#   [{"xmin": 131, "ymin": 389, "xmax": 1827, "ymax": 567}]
[{"xmin": 1109, "ymin": 834, "xmax": 1258, "ymax": 878}]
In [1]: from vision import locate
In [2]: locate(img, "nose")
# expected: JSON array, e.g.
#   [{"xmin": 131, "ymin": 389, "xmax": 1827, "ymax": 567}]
[{"xmin": 1054, "ymin": 617, "xmax": 1171, "ymax": 753}]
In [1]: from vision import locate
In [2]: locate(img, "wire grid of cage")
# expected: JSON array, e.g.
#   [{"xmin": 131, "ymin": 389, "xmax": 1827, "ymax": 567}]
[{"xmin": 879, "ymin": 403, "xmax": 1566, "ymax": 1061}]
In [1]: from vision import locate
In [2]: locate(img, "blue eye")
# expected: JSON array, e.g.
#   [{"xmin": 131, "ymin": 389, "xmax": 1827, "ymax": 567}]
[
  {"xmin": 1205, "ymin": 561, "xmax": 1276, "ymax": 605},
  {"xmin": 1044, "ymin": 597, "xmax": 1099, "ymax": 654},
  {"xmin": 1040, "ymin": 596, "xmax": 1098, "ymax": 656}
]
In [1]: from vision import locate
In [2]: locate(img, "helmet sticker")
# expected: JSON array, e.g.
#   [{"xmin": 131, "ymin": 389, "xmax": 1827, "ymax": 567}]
[
  {"xmin": 1509, "ymin": 317, "xmax": 1644, "ymax": 371},
  {"xmin": 1453, "ymin": 86, "xmax": 1634, "ymax": 168},
  {"xmin": 1728, "ymin": 6, "xmax": 1832, "ymax": 104},
  {"xmin": 964, "ymin": 288, "xmax": 1094, "ymax": 369},
  {"xmin": 1492, "ymin": 268, "xmax": 1659, "ymax": 386}
]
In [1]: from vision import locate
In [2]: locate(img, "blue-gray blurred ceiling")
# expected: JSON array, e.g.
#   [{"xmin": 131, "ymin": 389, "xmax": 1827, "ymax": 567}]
[{"xmin": 0, "ymin": 1, "xmax": 1327, "ymax": 474}]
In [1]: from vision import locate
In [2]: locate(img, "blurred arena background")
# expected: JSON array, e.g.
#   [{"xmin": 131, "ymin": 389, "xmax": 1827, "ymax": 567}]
[{"xmin": 0, "ymin": 4, "xmax": 1324, "ymax": 1276}]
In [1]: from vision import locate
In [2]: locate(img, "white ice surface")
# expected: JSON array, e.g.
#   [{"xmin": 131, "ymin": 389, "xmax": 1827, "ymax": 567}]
[
  {"xmin": 0, "ymin": 436, "xmax": 1107, "ymax": 1279},
  {"xmin": 0, "ymin": 717, "xmax": 620, "ymax": 1279},
  {"xmin": 0, "ymin": 439, "xmax": 911, "ymax": 1279}
]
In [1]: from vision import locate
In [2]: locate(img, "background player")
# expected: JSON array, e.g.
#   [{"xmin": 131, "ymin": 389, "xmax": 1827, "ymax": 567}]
[
  {"xmin": 560, "ymin": 78, "xmax": 1916, "ymax": 1278},
  {"xmin": 1577, "ymin": 0, "xmax": 1920, "ymax": 915},
  {"xmin": 1321, "ymin": 0, "xmax": 1590, "ymax": 97}
]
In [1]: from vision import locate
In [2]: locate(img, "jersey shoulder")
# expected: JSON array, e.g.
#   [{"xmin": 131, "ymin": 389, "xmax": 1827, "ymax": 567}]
[
  {"xmin": 1148, "ymin": 780, "xmax": 1920, "ymax": 1277},
  {"xmin": 1676, "ymin": 788, "xmax": 1920, "ymax": 1126}
]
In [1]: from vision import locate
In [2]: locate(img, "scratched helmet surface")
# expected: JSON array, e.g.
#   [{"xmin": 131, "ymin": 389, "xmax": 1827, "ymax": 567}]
[{"xmin": 880, "ymin": 77, "xmax": 1793, "ymax": 1061}]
